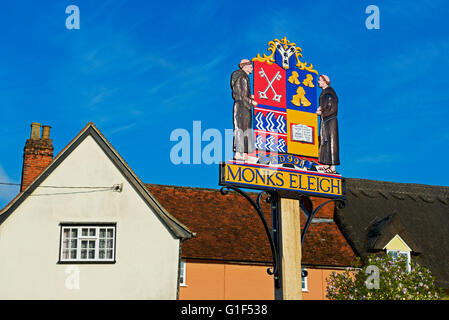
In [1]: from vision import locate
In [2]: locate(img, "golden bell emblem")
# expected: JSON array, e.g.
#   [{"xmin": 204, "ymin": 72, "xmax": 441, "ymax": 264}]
[
  {"xmin": 302, "ymin": 74, "xmax": 314, "ymax": 88},
  {"xmin": 291, "ymin": 86, "xmax": 311, "ymax": 107},
  {"xmin": 288, "ymin": 71, "xmax": 301, "ymax": 85}
]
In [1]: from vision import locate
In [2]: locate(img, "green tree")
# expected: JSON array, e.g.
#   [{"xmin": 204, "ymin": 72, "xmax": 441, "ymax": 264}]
[{"xmin": 326, "ymin": 254, "xmax": 442, "ymax": 300}]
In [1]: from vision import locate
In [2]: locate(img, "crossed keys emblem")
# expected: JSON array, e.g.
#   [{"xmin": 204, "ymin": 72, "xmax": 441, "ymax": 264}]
[{"xmin": 258, "ymin": 68, "xmax": 282, "ymax": 102}]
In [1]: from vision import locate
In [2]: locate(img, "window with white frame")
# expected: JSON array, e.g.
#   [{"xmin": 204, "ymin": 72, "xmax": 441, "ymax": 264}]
[
  {"xmin": 179, "ymin": 260, "xmax": 186, "ymax": 286},
  {"xmin": 60, "ymin": 225, "xmax": 116, "ymax": 262},
  {"xmin": 387, "ymin": 250, "xmax": 411, "ymax": 272},
  {"xmin": 301, "ymin": 268, "xmax": 308, "ymax": 291}
]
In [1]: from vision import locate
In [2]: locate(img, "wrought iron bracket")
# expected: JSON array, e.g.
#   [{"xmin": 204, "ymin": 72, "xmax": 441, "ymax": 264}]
[
  {"xmin": 220, "ymin": 186, "xmax": 346, "ymax": 289},
  {"xmin": 299, "ymin": 196, "xmax": 346, "ymax": 247},
  {"xmin": 220, "ymin": 186, "xmax": 281, "ymax": 288}
]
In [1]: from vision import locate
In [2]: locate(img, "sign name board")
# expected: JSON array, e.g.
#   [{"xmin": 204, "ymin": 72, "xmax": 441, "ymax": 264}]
[{"xmin": 220, "ymin": 161, "xmax": 344, "ymax": 198}]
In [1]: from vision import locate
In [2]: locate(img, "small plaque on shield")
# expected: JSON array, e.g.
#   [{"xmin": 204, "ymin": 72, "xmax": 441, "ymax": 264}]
[{"xmin": 291, "ymin": 124, "xmax": 314, "ymax": 143}]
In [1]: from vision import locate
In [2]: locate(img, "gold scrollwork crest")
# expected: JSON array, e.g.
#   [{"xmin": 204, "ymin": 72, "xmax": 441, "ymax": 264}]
[
  {"xmin": 252, "ymin": 37, "xmax": 318, "ymax": 75},
  {"xmin": 252, "ymin": 40, "xmax": 277, "ymax": 65}
]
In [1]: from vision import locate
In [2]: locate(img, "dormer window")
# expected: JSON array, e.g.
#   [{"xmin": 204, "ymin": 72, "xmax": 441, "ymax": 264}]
[{"xmin": 383, "ymin": 234, "xmax": 412, "ymax": 272}]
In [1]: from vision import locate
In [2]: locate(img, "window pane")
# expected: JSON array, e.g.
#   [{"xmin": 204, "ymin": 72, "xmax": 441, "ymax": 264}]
[
  {"xmin": 179, "ymin": 262, "xmax": 185, "ymax": 284},
  {"xmin": 301, "ymin": 268, "xmax": 307, "ymax": 289},
  {"xmin": 388, "ymin": 251, "xmax": 399, "ymax": 260},
  {"xmin": 60, "ymin": 225, "xmax": 115, "ymax": 262}
]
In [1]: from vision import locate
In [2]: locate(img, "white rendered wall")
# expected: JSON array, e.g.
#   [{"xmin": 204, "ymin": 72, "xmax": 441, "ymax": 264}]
[{"xmin": 0, "ymin": 135, "xmax": 180, "ymax": 299}]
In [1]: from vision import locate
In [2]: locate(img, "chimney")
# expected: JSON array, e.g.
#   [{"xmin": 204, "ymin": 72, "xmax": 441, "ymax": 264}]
[
  {"xmin": 42, "ymin": 125, "xmax": 51, "ymax": 139},
  {"xmin": 20, "ymin": 123, "xmax": 54, "ymax": 192}
]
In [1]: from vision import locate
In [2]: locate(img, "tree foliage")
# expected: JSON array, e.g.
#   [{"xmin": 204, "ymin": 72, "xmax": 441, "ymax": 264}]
[{"xmin": 326, "ymin": 254, "xmax": 442, "ymax": 300}]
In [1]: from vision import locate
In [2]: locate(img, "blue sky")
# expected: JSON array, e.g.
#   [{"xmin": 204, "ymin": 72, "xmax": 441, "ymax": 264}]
[{"xmin": 1, "ymin": 0, "xmax": 449, "ymax": 207}]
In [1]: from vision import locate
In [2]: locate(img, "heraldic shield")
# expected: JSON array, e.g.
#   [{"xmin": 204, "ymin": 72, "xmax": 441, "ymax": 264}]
[{"xmin": 252, "ymin": 37, "xmax": 319, "ymax": 162}]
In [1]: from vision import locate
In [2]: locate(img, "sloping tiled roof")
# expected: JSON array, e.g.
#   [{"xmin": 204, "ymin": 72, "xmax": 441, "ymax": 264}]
[
  {"xmin": 335, "ymin": 178, "xmax": 449, "ymax": 288},
  {"xmin": 146, "ymin": 184, "xmax": 357, "ymax": 267}
]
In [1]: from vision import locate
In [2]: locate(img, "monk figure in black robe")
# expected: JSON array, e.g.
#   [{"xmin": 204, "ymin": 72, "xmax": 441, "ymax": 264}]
[
  {"xmin": 316, "ymin": 74, "xmax": 340, "ymax": 173},
  {"xmin": 230, "ymin": 59, "xmax": 258, "ymax": 161}
]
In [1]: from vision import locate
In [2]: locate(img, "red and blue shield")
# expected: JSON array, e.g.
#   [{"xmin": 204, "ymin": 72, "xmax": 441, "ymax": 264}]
[{"xmin": 252, "ymin": 37, "xmax": 319, "ymax": 162}]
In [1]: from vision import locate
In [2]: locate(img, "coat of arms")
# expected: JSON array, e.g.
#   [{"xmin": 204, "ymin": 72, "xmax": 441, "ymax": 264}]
[{"xmin": 251, "ymin": 37, "xmax": 320, "ymax": 168}]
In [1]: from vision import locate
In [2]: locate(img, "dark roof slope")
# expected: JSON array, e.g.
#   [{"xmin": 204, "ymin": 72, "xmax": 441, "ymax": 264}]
[
  {"xmin": 335, "ymin": 178, "xmax": 449, "ymax": 288},
  {"xmin": 146, "ymin": 184, "xmax": 357, "ymax": 267},
  {"xmin": 366, "ymin": 212, "xmax": 420, "ymax": 253}
]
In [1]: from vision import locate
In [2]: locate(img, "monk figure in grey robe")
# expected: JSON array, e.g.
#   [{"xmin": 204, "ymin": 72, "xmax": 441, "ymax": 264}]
[
  {"xmin": 316, "ymin": 74, "xmax": 340, "ymax": 173},
  {"xmin": 230, "ymin": 59, "xmax": 258, "ymax": 161}
]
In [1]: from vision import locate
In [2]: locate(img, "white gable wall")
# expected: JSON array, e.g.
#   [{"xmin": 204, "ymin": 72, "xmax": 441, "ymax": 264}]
[{"xmin": 0, "ymin": 135, "xmax": 180, "ymax": 299}]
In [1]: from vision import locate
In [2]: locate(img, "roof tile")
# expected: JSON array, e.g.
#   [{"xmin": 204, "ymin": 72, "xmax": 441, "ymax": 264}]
[{"xmin": 146, "ymin": 184, "xmax": 357, "ymax": 267}]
